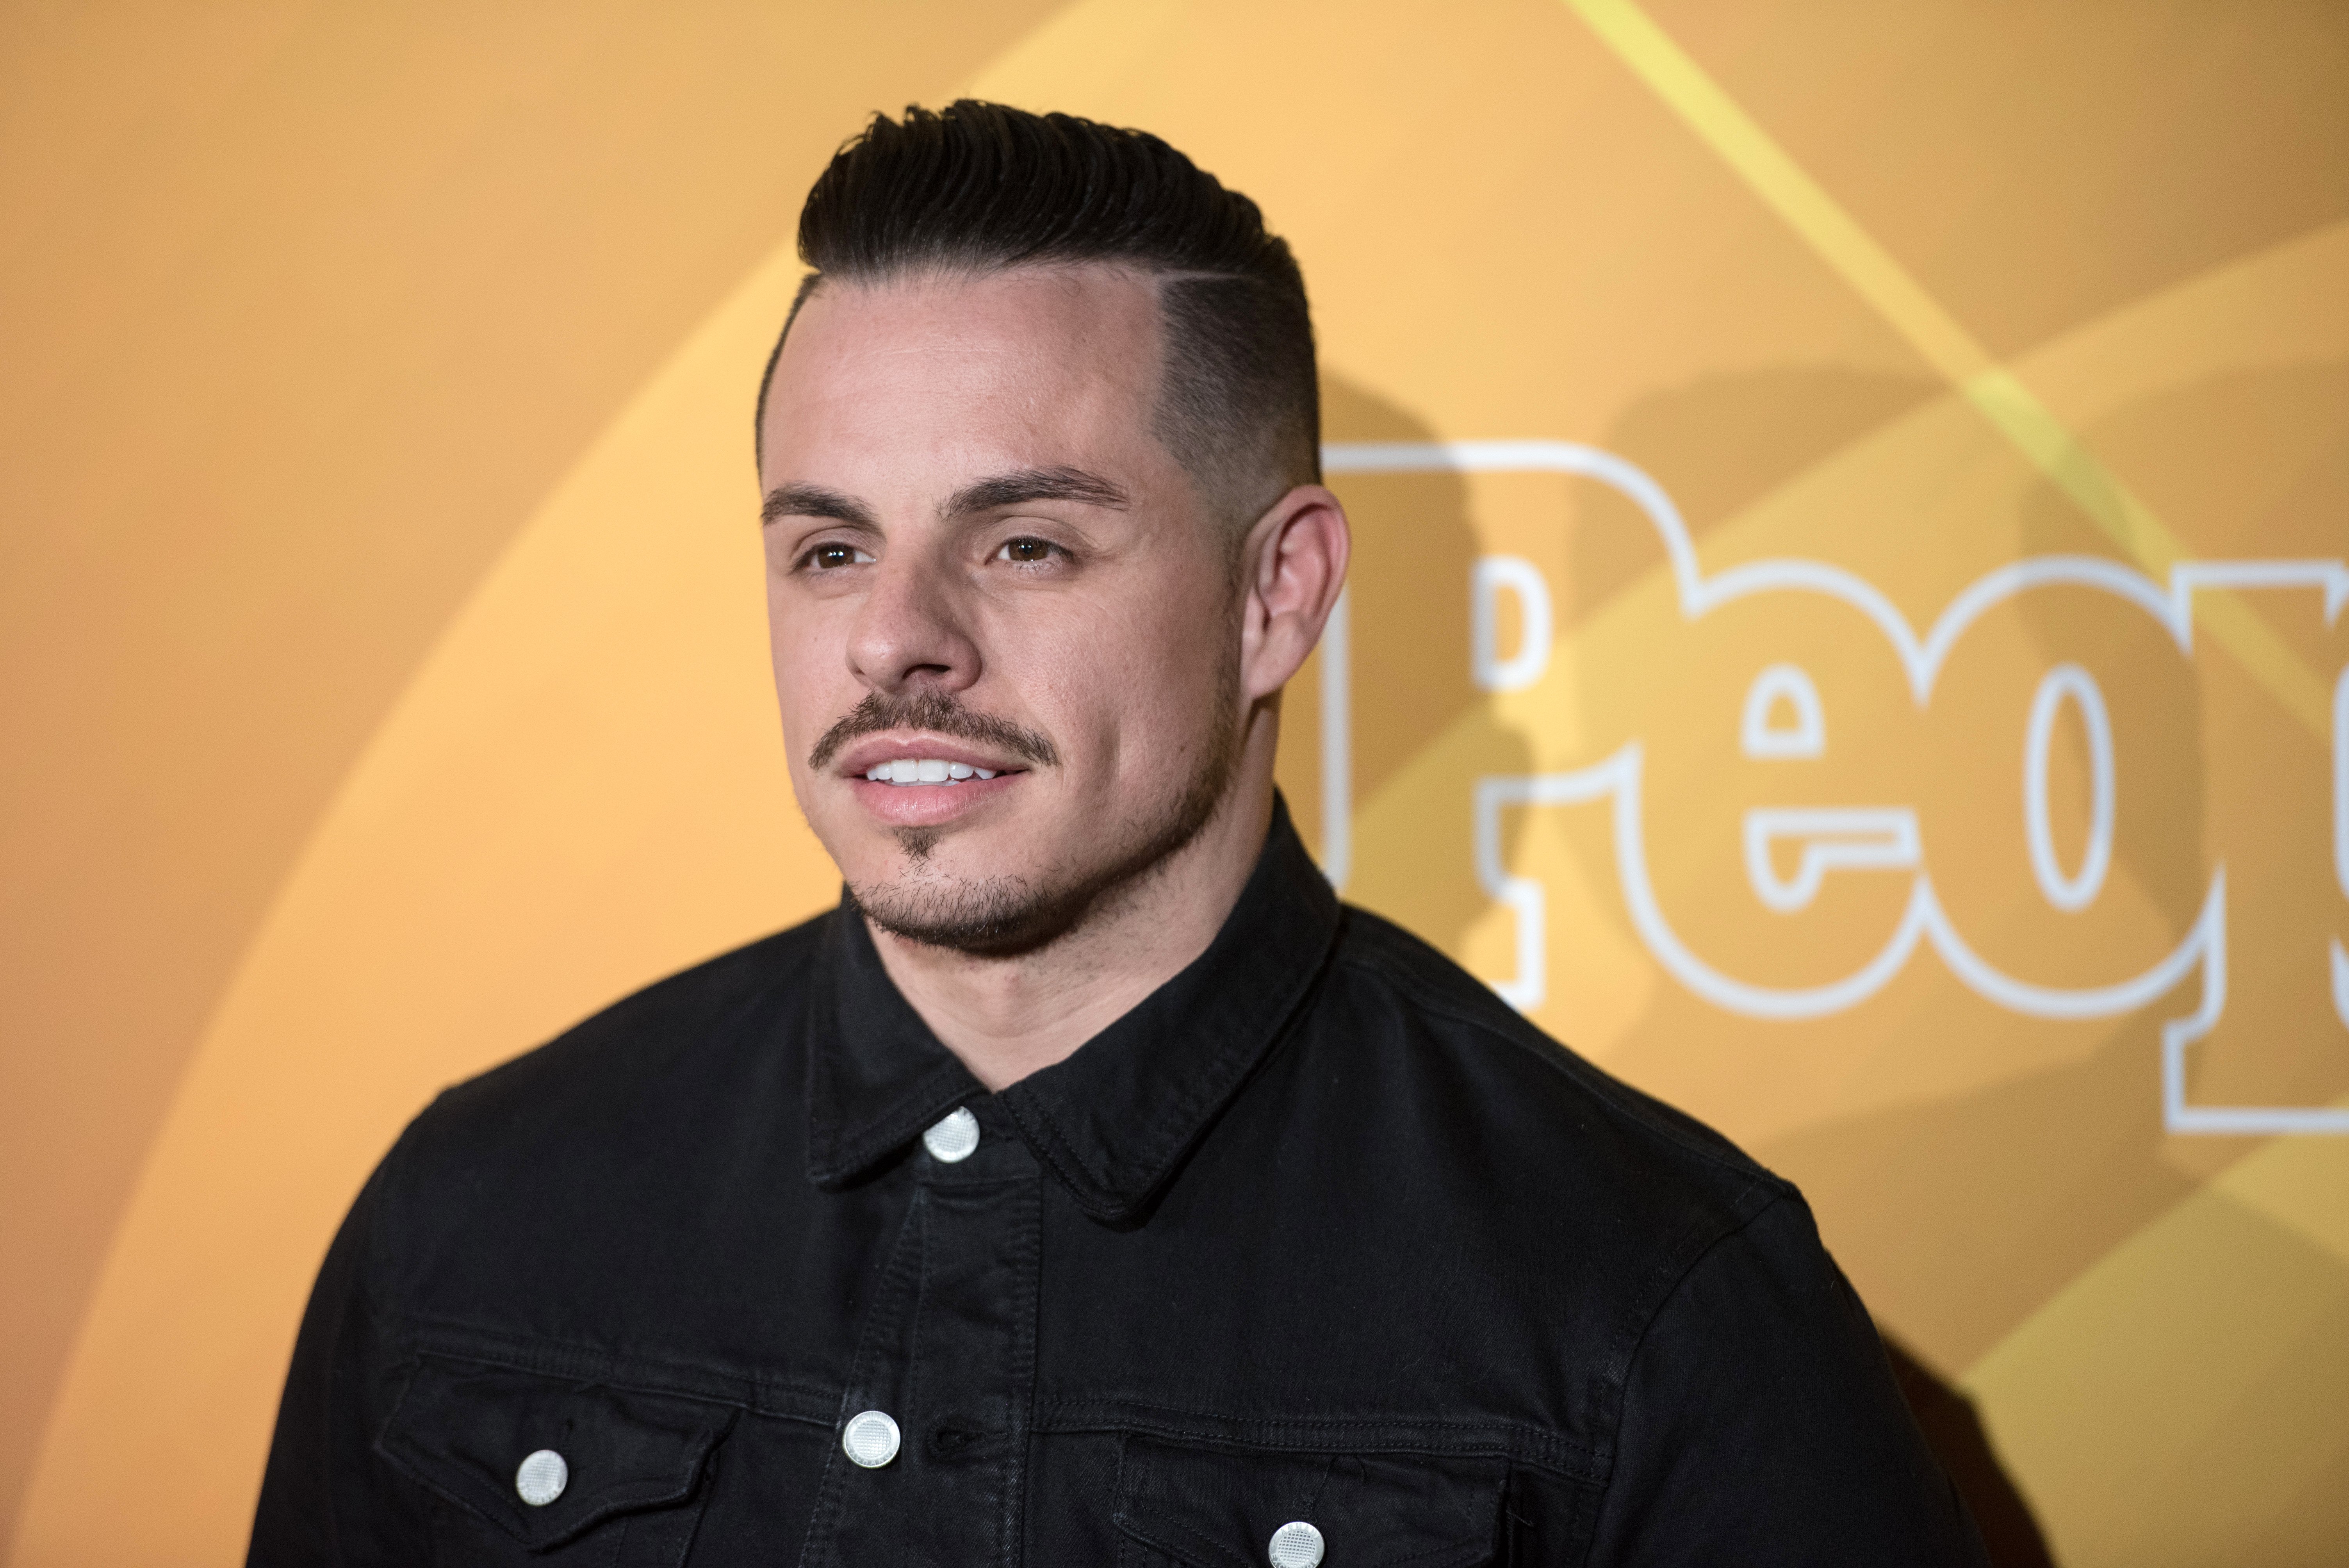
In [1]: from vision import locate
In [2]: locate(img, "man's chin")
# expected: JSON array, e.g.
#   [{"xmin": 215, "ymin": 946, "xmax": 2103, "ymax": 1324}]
[
  {"xmin": 847, "ymin": 804, "xmax": 1204, "ymax": 959},
  {"xmin": 850, "ymin": 868, "xmax": 1080, "ymax": 958},
  {"xmin": 843, "ymin": 724, "xmax": 1242, "ymax": 959}
]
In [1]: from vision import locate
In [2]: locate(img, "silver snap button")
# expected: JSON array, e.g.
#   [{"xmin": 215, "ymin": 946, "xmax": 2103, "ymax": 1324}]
[
  {"xmin": 842, "ymin": 1409, "xmax": 902, "ymax": 1468},
  {"xmin": 1269, "ymin": 1520, "xmax": 1324, "ymax": 1568},
  {"xmin": 922, "ymin": 1106, "xmax": 980, "ymax": 1163},
  {"xmin": 515, "ymin": 1448, "xmax": 568, "ymax": 1506}
]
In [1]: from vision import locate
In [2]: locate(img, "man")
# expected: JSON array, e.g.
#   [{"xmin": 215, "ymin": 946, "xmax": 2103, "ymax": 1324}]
[{"xmin": 252, "ymin": 102, "xmax": 1985, "ymax": 1565}]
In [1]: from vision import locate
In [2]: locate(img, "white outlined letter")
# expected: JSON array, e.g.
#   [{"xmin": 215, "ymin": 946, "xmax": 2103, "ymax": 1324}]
[
  {"xmin": 1471, "ymin": 556, "xmax": 1553, "ymax": 692},
  {"xmin": 1741, "ymin": 664, "xmax": 1827, "ymax": 759},
  {"xmin": 1743, "ymin": 808, "xmax": 1922, "ymax": 913},
  {"xmin": 2024, "ymin": 664, "xmax": 2115, "ymax": 912}
]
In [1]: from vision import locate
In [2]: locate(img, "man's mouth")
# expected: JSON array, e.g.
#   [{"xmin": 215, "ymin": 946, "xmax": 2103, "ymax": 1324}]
[
  {"xmin": 838, "ymin": 737, "xmax": 1025, "ymax": 831},
  {"xmin": 833, "ymin": 735, "xmax": 1031, "ymax": 809},
  {"xmin": 861, "ymin": 758, "xmax": 1001, "ymax": 786},
  {"xmin": 809, "ymin": 692, "xmax": 1059, "ymax": 777}
]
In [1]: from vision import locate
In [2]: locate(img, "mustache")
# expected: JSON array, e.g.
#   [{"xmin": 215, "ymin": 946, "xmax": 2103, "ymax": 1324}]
[{"xmin": 807, "ymin": 690, "xmax": 1061, "ymax": 772}]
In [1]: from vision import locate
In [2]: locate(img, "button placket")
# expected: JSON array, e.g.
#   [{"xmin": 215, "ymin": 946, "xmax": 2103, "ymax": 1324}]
[{"xmin": 800, "ymin": 1115, "xmax": 1043, "ymax": 1568}]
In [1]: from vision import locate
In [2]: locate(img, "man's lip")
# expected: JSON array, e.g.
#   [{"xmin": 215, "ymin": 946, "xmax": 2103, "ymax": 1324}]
[
  {"xmin": 832, "ymin": 734, "xmax": 1034, "ymax": 779},
  {"xmin": 849, "ymin": 770, "xmax": 1018, "ymax": 828}
]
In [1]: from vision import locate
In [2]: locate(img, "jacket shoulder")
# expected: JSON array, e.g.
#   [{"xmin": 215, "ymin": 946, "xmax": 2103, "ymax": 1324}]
[
  {"xmin": 404, "ymin": 910, "xmax": 829, "ymax": 1158},
  {"xmin": 1328, "ymin": 905, "xmax": 1789, "ymax": 1209}
]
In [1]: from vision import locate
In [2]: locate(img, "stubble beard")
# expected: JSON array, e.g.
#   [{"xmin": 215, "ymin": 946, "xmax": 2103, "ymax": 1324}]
[{"xmin": 849, "ymin": 647, "xmax": 1246, "ymax": 959}]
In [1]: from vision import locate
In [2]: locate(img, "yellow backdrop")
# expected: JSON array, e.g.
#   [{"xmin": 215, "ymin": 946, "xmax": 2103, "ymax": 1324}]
[{"xmin": 5, "ymin": 3, "xmax": 2345, "ymax": 1564}]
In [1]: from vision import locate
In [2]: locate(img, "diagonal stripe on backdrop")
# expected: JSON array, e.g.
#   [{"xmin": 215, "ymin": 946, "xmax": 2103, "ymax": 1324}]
[{"xmin": 1566, "ymin": 0, "xmax": 2333, "ymax": 741}]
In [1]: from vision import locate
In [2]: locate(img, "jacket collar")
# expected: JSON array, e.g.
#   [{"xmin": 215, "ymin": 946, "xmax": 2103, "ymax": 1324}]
[{"xmin": 804, "ymin": 797, "xmax": 1342, "ymax": 1225}]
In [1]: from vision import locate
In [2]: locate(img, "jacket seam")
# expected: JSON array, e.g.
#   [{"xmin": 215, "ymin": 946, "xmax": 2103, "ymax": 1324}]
[
  {"xmin": 1101, "ymin": 915, "xmax": 1339, "ymax": 1185},
  {"xmin": 1037, "ymin": 1399, "xmax": 1596, "ymax": 1479},
  {"xmin": 389, "ymin": 1325, "xmax": 836, "ymax": 1424},
  {"xmin": 1005, "ymin": 936, "xmax": 1337, "ymax": 1220},
  {"xmin": 1591, "ymin": 1191, "xmax": 1800, "ymax": 1516}
]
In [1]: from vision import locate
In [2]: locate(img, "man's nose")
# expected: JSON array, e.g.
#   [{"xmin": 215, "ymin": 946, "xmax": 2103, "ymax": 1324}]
[{"xmin": 845, "ymin": 552, "xmax": 981, "ymax": 695}]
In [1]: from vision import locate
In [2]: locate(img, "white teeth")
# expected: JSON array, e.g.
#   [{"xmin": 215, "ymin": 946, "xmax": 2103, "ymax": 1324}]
[{"xmin": 861, "ymin": 758, "xmax": 1004, "ymax": 786}]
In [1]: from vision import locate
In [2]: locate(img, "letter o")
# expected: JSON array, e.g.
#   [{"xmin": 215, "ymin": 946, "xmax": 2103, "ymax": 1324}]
[{"xmin": 2023, "ymin": 663, "xmax": 2114, "ymax": 912}]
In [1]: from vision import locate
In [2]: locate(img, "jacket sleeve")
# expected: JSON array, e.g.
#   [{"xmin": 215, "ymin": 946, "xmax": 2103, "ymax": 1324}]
[
  {"xmin": 247, "ymin": 1135, "xmax": 429, "ymax": 1566},
  {"xmin": 1582, "ymin": 1194, "xmax": 1990, "ymax": 1568}
]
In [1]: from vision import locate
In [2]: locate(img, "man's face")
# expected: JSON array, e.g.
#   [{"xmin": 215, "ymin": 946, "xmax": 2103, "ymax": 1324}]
[{"xmin": 758, "ymin": 265, "xmax": 1248, "ymax": 953}]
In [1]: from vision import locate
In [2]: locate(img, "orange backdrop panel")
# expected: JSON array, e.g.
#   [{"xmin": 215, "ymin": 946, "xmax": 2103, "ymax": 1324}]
[{"xmin": 4, "ymin": 3, "xmax": 2345, "ymax": 1564}]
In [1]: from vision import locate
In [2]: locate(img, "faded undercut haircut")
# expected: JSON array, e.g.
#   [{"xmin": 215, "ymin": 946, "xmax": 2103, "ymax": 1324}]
[{"xmin": 756, "ymin": 100, "xmax": 1320, "ymax": 528}]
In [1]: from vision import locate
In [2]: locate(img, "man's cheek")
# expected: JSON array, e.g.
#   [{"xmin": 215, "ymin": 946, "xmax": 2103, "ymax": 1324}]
[
  {"xmin": 773, "ymin": 619, "xmax": 846, "ymax": 715},
  {"xmin": 998, "ymin": 611, "xmax": 1154, "ymax": 729}
]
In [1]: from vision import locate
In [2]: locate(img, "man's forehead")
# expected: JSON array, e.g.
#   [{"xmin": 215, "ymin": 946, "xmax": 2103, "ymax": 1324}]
[
  {"xmin": 779, "ymin": 265, "xmax": 1161, "ymax": 383},
  {"xmin": 759, "ymin": 265, "xmax": 1175, "ymax": 491}
]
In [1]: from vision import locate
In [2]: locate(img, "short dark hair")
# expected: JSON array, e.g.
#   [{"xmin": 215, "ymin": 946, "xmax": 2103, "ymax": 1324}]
[{"xmin": 757, "ymin": 101, "xmax": 1319, "ymax": 526}]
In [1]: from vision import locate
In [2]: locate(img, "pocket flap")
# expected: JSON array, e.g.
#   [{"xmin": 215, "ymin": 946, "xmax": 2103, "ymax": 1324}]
[
  {"xmin": 378, "ymin": 1358, "xmax": 735, "ymax": 1550},
  {"xmin": 1113, "ymin": 1435, "xmax": 1507, "ymax": 1568}
]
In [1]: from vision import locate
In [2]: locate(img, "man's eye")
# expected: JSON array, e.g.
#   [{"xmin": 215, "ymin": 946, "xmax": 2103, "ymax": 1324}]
[
  {"xmin": 997, "ymin": 538, "xmax": 1057, "ymax": 563},
  {"xmin": 804, "ymin": 543, "xmax": 872, "ymax": 570}
]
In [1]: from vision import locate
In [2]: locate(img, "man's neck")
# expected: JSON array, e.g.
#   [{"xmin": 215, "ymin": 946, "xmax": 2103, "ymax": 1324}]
[{"xmin": 866, "ymin": 768, "xmax": 1278, "ymax": 1092}]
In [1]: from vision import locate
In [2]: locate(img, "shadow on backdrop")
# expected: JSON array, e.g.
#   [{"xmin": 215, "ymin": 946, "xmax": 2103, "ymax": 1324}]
[
  {"xmin": 2020, "ymin": 363, "xmax": 2349, "ymax": 1121},
  {"xmin": 1883, "ymin": 1336, "xmax": 2059, "ymax": 1568},
  {"xmin": 1320, "ymin": 369, "xmax": 2059, "ymax": 1561},
  {"xmin": 1567, "ymin": 365, "xmax": 1940, "ymax": 623},
  {"xmin": 1317, "ymin": 375, "xmax": 1533, "ymax": 956},
  {"xmin": 1576, "ymin": 367, "xmax": 2060, "ymax": 1564}
]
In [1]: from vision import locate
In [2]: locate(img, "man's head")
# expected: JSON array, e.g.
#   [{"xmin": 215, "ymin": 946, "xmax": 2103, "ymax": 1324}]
[
  {"xmin": 760, "ymin": 101, "xmax": 1321, "ymax": 528},
  {"xmin": 757, "ymin": 102, "xmax": 1346, "ymax": 957}
]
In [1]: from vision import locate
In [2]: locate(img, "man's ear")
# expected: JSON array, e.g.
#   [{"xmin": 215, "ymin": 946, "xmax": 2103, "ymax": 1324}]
[{"xmin": 1236, "ymin": 483, "xmax": 1351, "ymax": 704}]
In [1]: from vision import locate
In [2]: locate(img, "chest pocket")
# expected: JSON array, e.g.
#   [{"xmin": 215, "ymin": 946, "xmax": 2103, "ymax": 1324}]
[
  {"xmin": 1112, "ymin": 1435, "xmax": 1508, "ymax": 1568},
  {"xmin": 378, "ymin": 1358, "xmax": 736, "ymax": 1564}
]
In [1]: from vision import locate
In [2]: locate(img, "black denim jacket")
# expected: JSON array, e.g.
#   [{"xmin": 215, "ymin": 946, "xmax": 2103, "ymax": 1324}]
[{"xmin": 251, "ymin": 804, "xmax": 1985, "ymax": 1566}]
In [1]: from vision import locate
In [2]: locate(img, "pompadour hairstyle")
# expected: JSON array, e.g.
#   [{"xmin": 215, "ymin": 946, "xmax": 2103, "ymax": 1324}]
[{"xmin": 757, "ymin": 101, "xmax": 1320, "ymax": 526}]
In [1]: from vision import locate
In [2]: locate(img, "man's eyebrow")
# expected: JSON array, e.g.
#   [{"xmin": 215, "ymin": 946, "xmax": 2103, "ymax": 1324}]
[
  {"xmin": 946, "ymin": 466, "xmax": 1132, "ymax": 518},
  {"xmin": 762, "ymin": 483, "xmax": 876, "ymax": 527}
]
